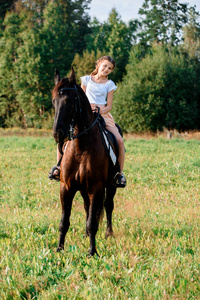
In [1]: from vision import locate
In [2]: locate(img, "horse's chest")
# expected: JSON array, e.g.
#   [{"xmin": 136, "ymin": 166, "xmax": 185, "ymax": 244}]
[
  {"xmin": 63, "ymin": 143, "xmax": 107, "ymax": 185},
  {"xmin": 76, "ymin": 159, "xmax": 93, "ymax": 180}
]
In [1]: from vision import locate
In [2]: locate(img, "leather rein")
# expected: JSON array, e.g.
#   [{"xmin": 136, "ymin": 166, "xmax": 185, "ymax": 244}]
[{"xmin": 59, "ymin": 85, "xmax": 100, "ymax": 141}]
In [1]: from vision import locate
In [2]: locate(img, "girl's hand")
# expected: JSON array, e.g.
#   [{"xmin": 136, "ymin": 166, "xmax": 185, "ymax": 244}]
[{"xmin": 100, "ymin": 105, "xmax": 112, "ymax": 114}]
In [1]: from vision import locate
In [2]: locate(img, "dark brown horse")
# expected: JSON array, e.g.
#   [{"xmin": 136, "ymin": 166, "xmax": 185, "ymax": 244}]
[{"xmin": 52, "ymin": 68, "xmax": 118, "ymax": 256}]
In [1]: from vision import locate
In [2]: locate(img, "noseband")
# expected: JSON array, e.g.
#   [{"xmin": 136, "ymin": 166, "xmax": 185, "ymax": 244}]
[{"xmin": 59, "ymin": 85, "xmax": 100, "ymax": 140}]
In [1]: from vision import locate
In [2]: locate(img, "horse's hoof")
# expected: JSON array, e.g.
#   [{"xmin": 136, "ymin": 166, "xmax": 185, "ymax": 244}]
[
  {"xmin": 85, "ymin": 229, "xmax": 89, "ymax": 238},
  {"xmin": 89, "ymin": 249, "xmax": 98, "ymax": 257},
  {"xmin": 56, "ymin": 246, "xmax": 64, "ymax": 252},
  {"xmin": 105, "ymin": 229, "xmax": 114, "ymax": 239}
]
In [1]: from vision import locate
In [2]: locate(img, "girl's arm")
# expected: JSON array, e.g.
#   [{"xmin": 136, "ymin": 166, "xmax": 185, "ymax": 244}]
[
  {"xmin": 81, "ymin": 83, "xmax": 86, "ymax": 93},
  {"xmin": 100, "ymin": 90, "xmax": 114, "ymax": 114}
]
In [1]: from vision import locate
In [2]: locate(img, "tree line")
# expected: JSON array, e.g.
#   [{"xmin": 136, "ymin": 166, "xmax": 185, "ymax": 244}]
[{"xmin": 0, "ymin": 0, "xmax": 200, "ymax": 132}]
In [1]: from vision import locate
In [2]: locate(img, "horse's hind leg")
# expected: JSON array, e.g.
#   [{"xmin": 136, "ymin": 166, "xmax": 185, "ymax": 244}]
[
  {"xmin": 80, "ymin": 190, "xmax": 90, "ymax": 237},
  {"xmin": 87, "ymin": 188, "xmax": 105, "ymax": 256},
  {"xmin": 57, "ymin": 184, "xmax": 76, "ymax": 252},
  {"xmin": 105, "ymin": 185, "xmax": 116, "ymax": 238}
]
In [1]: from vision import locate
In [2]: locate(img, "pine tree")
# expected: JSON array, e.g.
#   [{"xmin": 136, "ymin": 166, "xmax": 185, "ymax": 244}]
[
  {"xmin": 182, "ymin": 6, "xmax": 200, "ymax": 59},
  {"xmin": 85, "ymin": 8, "xmax": 138, "ymax": 82},
  {"xmin": 138, "ymin": 0, "xmax": 189, "ymax": 46}
]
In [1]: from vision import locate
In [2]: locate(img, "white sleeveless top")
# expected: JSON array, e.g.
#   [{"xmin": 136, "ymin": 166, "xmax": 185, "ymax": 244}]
[{"xmin": 80, "ymin": 75, "xmax": 117, "ymax": 105}]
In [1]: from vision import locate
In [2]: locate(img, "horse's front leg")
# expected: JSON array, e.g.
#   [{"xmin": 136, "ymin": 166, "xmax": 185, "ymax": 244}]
[
  {"xmin": 105, "ymin": 185, "xmax": 116, "ymax": 238},
  {"xmin": 57, "ymin": 183, "xmax": 76, "ymax": 252},
  {"xmin": 87, "ymin": 187, "xmax": 105, "ymax": 256}
]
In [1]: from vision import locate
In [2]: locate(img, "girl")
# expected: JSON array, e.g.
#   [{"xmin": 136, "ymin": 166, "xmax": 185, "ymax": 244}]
[{"xmin": 80, "ymin": 56, "xmax": 126, "ymax": 188}]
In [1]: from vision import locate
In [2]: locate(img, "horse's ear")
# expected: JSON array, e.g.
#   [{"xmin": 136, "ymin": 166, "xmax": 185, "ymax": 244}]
[
  {"xmin": 68, "ymin": 66, "xmax": 76, "ymax": 84},
  {"xmin": 54, "ymin": 69, "xmax": 60, "ymax": 85}
]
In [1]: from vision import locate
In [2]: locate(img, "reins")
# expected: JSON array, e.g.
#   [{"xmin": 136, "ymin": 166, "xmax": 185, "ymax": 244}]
[{"xmin": 73, "ymin": 107, "xmax": 100, "ymax": 140}]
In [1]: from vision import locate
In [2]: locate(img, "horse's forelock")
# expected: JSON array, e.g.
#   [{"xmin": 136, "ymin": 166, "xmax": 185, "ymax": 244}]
[
  {"xmin": 52, "ymin": 79, "xmax": 91, "ymax": 116},
  {"xmin": 52, "ymin": 78, "xmax": 69, "ymax": 99}
]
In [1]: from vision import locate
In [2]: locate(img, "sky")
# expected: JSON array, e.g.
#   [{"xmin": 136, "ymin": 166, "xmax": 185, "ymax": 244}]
[{"xmin": 88, "ymin": 0, "xmax": 200, "ymax": 23}]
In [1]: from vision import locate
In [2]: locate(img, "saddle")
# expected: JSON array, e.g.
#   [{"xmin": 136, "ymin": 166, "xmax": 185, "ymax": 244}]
[{"xmin": 95, "ymin": 113, "xmax": 119, "ymax": 167}]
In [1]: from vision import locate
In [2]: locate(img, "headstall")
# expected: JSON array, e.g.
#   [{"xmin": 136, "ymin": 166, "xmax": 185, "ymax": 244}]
[{"xmin": 59, "ymin": 85, "xmax": 100, "ymax": 141}]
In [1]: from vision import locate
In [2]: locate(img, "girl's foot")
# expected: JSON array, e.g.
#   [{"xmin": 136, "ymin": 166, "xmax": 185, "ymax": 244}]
[
  {"xmin": 114, "ymin": 172, "xmax": 126, "ymax": 188},
  {"xmin": 48, "ymin": 165, "xmax": 60, "ymax": 182}
]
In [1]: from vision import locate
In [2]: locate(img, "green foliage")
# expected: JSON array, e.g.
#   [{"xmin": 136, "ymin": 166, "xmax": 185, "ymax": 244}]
[
  {"xmin": 0, "ymin": 12, "xmax": 24, "ymax": 127},
  {"xmin": 182, "ymin": 6, "xmax": 200, "ymax": 59},
  {"xmin": 0, "ymin": 0, "xmax": 14, "ymax": 32},
  {"xmin": 0, "ymin": 0, "xmax": 200, "ymax": 132},
  {"xmin": 0, "ymin": 0, "xmax": 91, "ymax": 128},
  {"xmin": 85, "ymin": 8, "xmax": 138, "ymax": 82},
  {"xmin": 72, "ymin": 49, "xmax": 106, "ymax": 84},
  {"xmin": 113, "ymin": 45, "xmax": 200, "ymax": 132},
  {"xmin": 138, "ymin": 0, "xmax": 192, "ymax": 46},
  {"xmin": 0, "ymin": 136, "xmax": 199, "ymax": 298}
]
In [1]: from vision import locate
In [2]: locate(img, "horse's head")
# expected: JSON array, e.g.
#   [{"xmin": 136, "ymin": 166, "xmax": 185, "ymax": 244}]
[
  {"xmin": 52, "ymin": 68, "xmax": 78, "ymax": 146},
  {"xmin": 52, "ymin": 67, "xmax": 92, "ymax": 150}
]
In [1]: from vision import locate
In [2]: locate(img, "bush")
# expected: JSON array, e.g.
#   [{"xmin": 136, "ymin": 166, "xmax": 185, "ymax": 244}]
[{"xmin": 112, "ymin": 44, "xmax": 200, "ymax": 132}]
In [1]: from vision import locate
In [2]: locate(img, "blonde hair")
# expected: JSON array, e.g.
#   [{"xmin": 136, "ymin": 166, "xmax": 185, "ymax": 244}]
[{"xmin": 91, "ymin": 56, "xmax": 116, "ymax": 77}]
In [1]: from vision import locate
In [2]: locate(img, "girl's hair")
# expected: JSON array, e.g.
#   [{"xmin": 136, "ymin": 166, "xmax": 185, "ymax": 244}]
[{"xmin": 91, "ymin": 56, "xmax": 116, "ymax": 77}]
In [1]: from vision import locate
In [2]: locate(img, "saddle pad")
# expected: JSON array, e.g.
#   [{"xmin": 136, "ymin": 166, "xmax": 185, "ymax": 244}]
[{"xmin": 102, "ymin": 130, "xmax": 117, "ymax": 165}]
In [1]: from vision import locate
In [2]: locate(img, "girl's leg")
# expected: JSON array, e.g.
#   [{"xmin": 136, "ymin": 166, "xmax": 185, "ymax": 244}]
[
  {"xmin": 49, "ymin": 145, "xmax": 62, "ymax": 181},
  {"xmin": 57, "ymin": 145, "xmax": 62, "ymax": 163}
]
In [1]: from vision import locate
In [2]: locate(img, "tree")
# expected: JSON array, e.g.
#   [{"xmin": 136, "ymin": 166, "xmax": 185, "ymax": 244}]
[
  {"xmin": 85, "ymin": 8, "xmax": 138, "ymax": 82},
  {"xmin": 0, "ymin": 12, "xmax": 24, "ymax": 127},
  {"xmin": 71, "ymin": 49, "xmax": 106, "ymax": 84},
  {"xmin": 14, "ymin": 28, "xmax": 46, "ymax": 127},
  {"xmin": 138, "ymin": 0, "xmax": 189, "ymax": 46},
  {"xmin": 112, "ymin": 45, "xmax": 200, "ymax": 132},
  {"xmin": 0, "ymin": 0, "xmax": 92, "ymax": 128},
  {"xmin": 105, "ymin": 9, "xmax": 138, "ymax": 82},
  {"xmin": 182, "ymin": 6, "xmax": 200, "ymax": 59},
  {"xmin": 13, "ymin": 0, "xmax": 91, "ymax": 127},
  {"xmin": 0, "ymin": 0, "xmax": 15, "ymax": 30}
]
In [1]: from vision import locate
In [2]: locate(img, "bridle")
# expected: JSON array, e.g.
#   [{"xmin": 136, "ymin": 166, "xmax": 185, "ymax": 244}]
[{"xmin": 58, "ymin": 85, "xmax": 100, "ymax": 141}]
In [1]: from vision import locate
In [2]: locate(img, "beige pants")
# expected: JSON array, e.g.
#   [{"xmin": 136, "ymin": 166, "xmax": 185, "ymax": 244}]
[{"xmin": 90, "ymin": 104, "xmax": 115, "ymax": 127}]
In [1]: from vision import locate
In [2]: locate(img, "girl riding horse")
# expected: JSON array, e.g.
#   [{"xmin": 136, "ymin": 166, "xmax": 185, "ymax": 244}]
[{"xmin": 49, "ymin": 56, "xmax": 126, "ymax": 188}]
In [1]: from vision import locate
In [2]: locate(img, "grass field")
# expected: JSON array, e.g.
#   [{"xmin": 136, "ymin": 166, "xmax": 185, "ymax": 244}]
[{"xmin": 0, "ymin": 133, "xmax": 199, "ymax": 299}]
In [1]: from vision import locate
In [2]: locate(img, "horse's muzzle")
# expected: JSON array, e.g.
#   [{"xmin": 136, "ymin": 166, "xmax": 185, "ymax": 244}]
[{"xmin": 52, "ymin": 128, "xmax": 66, "ymax": 143}]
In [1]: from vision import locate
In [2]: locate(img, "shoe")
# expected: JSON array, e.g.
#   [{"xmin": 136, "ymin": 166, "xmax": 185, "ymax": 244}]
[
  {"xmin": 48, "ymin": 165, "xmax": 60, "ymax": 182},
  {"xmin": 114, "ymin": 172, "xmax": 126, "ymax": 188}
]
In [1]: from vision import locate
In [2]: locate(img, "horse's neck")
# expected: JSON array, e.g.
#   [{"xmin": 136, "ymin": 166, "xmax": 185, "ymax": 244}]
[
  {"xmin": 74, "ymin": 93, "xmax": 97, "ymax": 148},
  {"xmin": 77, "ymin": 92, "xmax": 94, "ymax": 131}
]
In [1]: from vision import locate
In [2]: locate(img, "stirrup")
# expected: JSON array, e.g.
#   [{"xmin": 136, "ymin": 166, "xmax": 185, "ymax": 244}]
[
  {"xmin": 48, "ymin": 165, "xmax": 60, "ymax": 182},
  {"xmin": 114, "ymin": 172, "xmax": 126, "ymax": 188}
]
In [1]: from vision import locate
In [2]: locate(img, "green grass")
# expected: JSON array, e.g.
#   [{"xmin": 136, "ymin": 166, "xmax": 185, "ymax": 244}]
[{"xmin": 0, "ymin": 135, "xmax": 199, "ymax": 299}]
